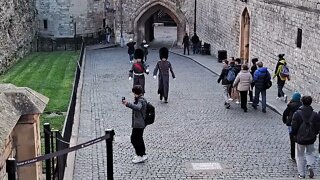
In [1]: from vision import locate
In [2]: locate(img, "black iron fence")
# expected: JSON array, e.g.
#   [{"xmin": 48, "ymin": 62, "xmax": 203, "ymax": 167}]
[
  {"xmin": 7, "ymin": 128, "xmax": 115, "ymax": 180},
  {"xmin": 31, "ymin": 31, "xmax": 107, "ymax": 52}
]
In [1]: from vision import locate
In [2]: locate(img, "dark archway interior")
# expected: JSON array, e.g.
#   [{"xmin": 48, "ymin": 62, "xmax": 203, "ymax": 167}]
[
  {"xmin": 145, "ymin": 11, "xmax": 177, "ymax": 42},
  {"xmin": 136, "ymin": 4, "xmax": 182, "ymax": 47}
]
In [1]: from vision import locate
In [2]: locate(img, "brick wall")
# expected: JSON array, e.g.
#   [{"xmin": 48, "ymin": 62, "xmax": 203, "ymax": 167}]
[{"xmin": 196, "ymin": 0, "xmax": 320, "ymax": 101}]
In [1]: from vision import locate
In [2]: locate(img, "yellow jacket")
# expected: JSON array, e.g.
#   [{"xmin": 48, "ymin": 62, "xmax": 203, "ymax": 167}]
[{"xmin": 273, "ymin": 59, "xmax": 288, "ymax": 81}]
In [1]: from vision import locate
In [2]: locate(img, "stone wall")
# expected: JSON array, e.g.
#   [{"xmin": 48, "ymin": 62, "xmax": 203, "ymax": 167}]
[
  {"xmin": 196, "ymin": 0, "xmax": 320, "ymax": 101},
  {"xmin": 0, "ymin": 0, "xmax": 36, "ymax": 74},
  {"xmin": 37, "ymin": 0, "xmax": 105, "ymax": 38},
  {"xmin": 112, "ymin": 0, "xmax": 194, "ymax": 44}
]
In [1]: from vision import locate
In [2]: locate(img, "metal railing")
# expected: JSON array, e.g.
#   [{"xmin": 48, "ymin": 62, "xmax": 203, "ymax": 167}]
[{"xmin": 31, "ymin": 31, "xmax": 107, "ymax": 52}]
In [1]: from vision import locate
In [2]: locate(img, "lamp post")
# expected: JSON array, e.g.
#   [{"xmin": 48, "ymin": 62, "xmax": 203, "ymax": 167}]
[
  {"xmin": 194, "ymin": 0, "xmax": 197, "ymax": 34},
  {"xmin": 119, "ymin": 0, "xmax": 124, "ymax": 47}
]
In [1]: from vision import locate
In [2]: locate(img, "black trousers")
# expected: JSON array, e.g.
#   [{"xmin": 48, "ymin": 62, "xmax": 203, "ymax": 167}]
[
  {"xmin": 131, "ymin": 128, "xmax": 146, "ymax": 156},
  {"xmin": 248, "ymin": 83, "xmax": 255, "ymax": 102},
  {"xmin": 289, "ymin": 133, "xmax": 295, "ymax": 159},
  {"xmin": 184, "ymin": 45, "xmax": 189, "ymax": 55},
  {"xmin": 240, "ymin": 91, "xmax": 248, "ymax": 110}
]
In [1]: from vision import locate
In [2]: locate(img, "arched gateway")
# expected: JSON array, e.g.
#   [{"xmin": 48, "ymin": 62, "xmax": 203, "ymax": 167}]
[{"xmin": 132, "ymin": 1, "xmax": 187, "ymax": 45}]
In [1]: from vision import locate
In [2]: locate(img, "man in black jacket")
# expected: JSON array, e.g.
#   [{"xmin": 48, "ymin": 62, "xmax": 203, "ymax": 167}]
[
  {"xmin": 182, "ymin": 33, "xmax": 190, "ymax": 55},
  {"xmin": 291, "ymin": 96, "xmax": 320, "ymax": 178},
  {"xmin": 191, "ymin": 33, "xmax": 200, "ymax": 54}
]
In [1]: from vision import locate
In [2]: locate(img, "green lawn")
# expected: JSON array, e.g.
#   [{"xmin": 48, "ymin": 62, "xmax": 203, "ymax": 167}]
[{"xmin": 0, "ymin": 51, "xmax": 79, "ymax": 130}]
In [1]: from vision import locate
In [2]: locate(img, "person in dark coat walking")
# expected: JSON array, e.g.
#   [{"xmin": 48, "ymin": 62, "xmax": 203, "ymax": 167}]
[
  {"xmin": 248, "ymin": 58, "xmax": 258, "ymax": 103},
  {"xmin": 282, "ymin": 92, "xmax": 302, "ymax": 160},
  {"xmin": 127, "ymin": 39, "xmax": 136, "ymax": 63},
  {"xmin": 291, "ymin": 96, "xmax": 320, "ymax": 178},
  {"xmin": 122, "ymin": 85, "xmax": 148, "ymax": 163},
  {"xmin": 191, "ymin": 33, "xmax": 200, "ymax": 54},
  {"xmin": 182, "ymin": 33, "xmax": 190, "ymax": 55},
  {"xmin": 252, "ymin": 61, "xmax": 271, "ymax": 113},
  {"xmin": 153, "ymin": 47, "xmax": 175, "ymax": 103},
  {"xmin": 129, "ymin": 49, "xmax": 149, "ymax": 93}
]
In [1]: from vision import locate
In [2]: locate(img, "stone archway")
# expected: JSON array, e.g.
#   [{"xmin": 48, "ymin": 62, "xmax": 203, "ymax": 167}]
[
  {"xmin": 133, "ymin": 1, "xmax": 187, "ymax": 46},
  {"xmin": 240, "ymin": 8, "xmax": 251, "ymax": 63}
]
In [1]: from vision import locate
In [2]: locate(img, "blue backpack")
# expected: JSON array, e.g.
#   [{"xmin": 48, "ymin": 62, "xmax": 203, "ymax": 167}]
[
  {"xmin": 280, "ymin": 65, "xmax": 289, "ymax": 78},
  {"xmin": 226, "ymin": 68, "xmax": 236, "ymax": 82}
]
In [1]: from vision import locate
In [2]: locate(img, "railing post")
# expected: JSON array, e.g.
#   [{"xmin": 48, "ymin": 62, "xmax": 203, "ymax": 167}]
[
  {"xmin": 105, "ymin": 129, "xmax": 115, "ymax": 180},
  {"xmin": 51, "ymin": 129, "xmax": 55, "ymax": 180},
  {"xmin": 6, "ymin": 158, "xmax": 16, "ymax": 180},
  {"xmin": 44, "ymin": 123, "xmax": 51, "ymax": 180}
]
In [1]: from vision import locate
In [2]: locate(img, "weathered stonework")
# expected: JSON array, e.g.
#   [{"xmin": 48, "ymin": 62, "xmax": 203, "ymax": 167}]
[
  {"xmin": 112, "ymin": 0, "xmax": 194, "ymax": 44},
  {"xmin": 196, "ymin": 0, "xmax": 320, "ymax": 101},
  {"xmin": 36, "ymin": 0, "xmax": 194, "ymax": 44},
  {"xmin": 0, "ymin": 84, "xmax": 48, "ymax": 180},
  {"xmin": 0, "ymin": 0, "xmax": 36, "ymax": 74},
  {"xmin": 36, "ymin": 0, "xmax": 105, "ymax": 37}
]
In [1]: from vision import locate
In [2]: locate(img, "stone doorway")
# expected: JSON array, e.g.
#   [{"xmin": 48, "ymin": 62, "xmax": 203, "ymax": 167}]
[
  {"xmin": 133, "ymin": 1, "xmax": 186, "ymax": 47},
  {"xmin": 240, "ymin": 8, "xmax": 250, "ymax": 63}
]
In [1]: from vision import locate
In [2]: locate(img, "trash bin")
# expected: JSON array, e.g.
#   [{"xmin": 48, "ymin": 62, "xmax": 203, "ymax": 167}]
[{"xmin": 218, "ymin": 50, "xmax": 227, "ymax": 63}]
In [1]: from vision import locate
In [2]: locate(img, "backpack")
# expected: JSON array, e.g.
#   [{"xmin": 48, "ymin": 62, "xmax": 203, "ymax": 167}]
[
  {"xmin": 296, "ymin": 111, "xmax": 317, "ymax": 144},
  {"xmin": 263, "ymin": 72, "xmax": 272, "ymax": 89},
  {"xmin": 226, "ymin": 68, "xmax": 236, "ymax": 82},
  {"xmin": 144, "ymin": 102, "xmax": 155, "ymax": 125},
  {"xmin": 280, "ymin": 65, "xmax": 289, "ymax": 78}
]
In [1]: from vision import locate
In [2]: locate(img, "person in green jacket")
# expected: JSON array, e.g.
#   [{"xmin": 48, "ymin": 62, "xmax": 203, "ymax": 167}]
[{"xmin": 273, "ymin": 54, "xmax": 290, "ymax": 102}]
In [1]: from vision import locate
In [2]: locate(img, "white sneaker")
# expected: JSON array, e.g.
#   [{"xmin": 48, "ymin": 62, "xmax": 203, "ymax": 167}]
[
  {"xmin": 248, "ymin": 101, "xmax": 253, "ymax": 104},
  {"xmin": 284, "ymin": 95, "xmax": 288, "ymax": 103},
  {"xmin": 276, "ymin": 97, "xmax": 280, "ymax": 100},
  {"xmin": 235, "ymin": 101, "xmax": 240, "ymax": 104},
  {"xmin": 228, "ymin": 98, "xmax": 233, "ymax": 101},
  {"xmin": 142, "ymin": 155, "xmax": 148, "ymax": 161},
  {"xmin": 132, "ymin": 156, "xmax": 145, "ymax": 163}
]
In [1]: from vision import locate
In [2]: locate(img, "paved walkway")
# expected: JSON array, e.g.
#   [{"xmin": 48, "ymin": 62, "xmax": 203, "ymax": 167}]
[
  {"xmin": 170, "ymin": 48, "xmax": 320, "ymax": 114},
  {"xmin": 69, "ymin": 46, "xmax": 320, "ymax": 179}
]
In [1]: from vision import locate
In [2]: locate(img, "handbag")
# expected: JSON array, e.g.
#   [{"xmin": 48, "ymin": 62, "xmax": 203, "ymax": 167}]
[{"xmin": 264, "ymin": 72, "xmax": 272, "ymax": 89}]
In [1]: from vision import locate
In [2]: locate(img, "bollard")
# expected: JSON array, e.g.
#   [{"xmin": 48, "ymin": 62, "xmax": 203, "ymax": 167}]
[
  {"xmin": 105, "ymin": 129, "xmax": 115, "ymax": 180},
  {"xmin": 6, "ymin": 158, "xmax": 16, "ymax": 180},
  {"xmin": 44, "ymin": 123, "xmax": 51, "ymax": 180}
]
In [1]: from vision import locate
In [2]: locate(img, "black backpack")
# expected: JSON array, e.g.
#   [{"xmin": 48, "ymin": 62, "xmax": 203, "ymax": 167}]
[
  {"xmin": 144, "ymin": 102, "xmax": 155, "ymax": 125},
  {"xmin": 263, "ymin": 72, "xmax": 272, "ymax": 89},
  {"xmin": 296, "ymin": 111, "xmax": 317, "ymax": 145}
]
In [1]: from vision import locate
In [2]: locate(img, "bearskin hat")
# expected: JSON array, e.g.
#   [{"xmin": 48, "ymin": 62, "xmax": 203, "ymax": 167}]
[
  {"xmin": 134, "ymin": 48, "xmax": 144, "ymax": 60},
  {"xmin": 159, "ymin": 47, "xmax": 169, "ymax": 59}
]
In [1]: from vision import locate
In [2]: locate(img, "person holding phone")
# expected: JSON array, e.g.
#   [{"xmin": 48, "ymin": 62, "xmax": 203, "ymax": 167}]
[{"xmin": 122, "ymin": 85, "xmax": 148, "ymax": 163}]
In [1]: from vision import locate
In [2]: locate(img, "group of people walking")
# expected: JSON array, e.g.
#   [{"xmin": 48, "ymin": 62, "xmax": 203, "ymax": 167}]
[
  {"xmin": 218, "ymin": 54, "xmax": 320, "ymax": 178},
  {"xmin": 122, "ymin": 42, "xmax": 175, "ymax": 164},
  {"xmin": 217, "ymin": 54, "xmax": 290, "ymax": 113}
]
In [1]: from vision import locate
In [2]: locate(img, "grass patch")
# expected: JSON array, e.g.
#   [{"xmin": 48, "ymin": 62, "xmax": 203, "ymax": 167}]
[{"xmin": 0, "ymin": 51, "xmax": 79, "ymax": 130}]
